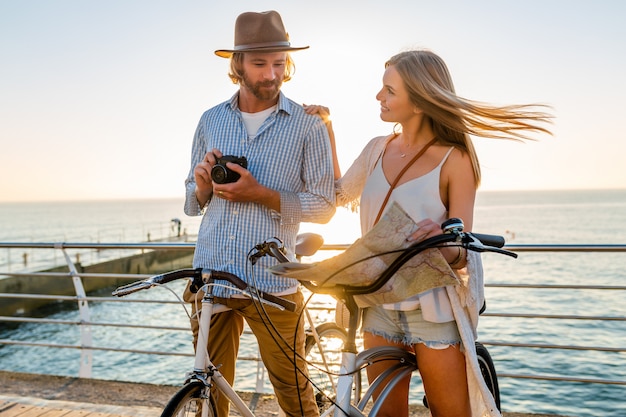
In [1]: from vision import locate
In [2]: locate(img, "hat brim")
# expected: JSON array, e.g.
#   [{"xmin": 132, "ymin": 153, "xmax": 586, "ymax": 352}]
[{"xmin": 215, "ymin": 45, "xmax": 309, "ymax": 58}]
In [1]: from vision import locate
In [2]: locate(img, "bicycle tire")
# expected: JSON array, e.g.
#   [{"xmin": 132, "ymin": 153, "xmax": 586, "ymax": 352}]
[
  {"xmin": 160, "ymin": 381, "xmax": 217, "ymax": 417},
  {"xmin": 475, "ymin": 341, "xmax": 501, "ymax": 411},
  {"xmin": 305, "ymin": 322, "xmax": 349, "ymax": 410}
]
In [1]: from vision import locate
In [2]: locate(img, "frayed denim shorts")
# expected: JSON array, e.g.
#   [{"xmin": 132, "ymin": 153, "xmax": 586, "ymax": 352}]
[{"xmin": 362, "ymin": 305, "xmax": 461, "ymax": 349}]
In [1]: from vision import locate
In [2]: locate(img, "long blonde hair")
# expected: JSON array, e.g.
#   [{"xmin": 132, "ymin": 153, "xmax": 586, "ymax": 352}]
[{"xmin": 386, "ymin": 49, "xmax": 553, "ymax": 186}]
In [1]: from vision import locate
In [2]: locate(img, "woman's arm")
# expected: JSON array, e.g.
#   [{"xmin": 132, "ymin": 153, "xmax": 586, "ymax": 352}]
[{"xmin": 304, "ymin": 104, "xmax": 341, "ymax": 179}]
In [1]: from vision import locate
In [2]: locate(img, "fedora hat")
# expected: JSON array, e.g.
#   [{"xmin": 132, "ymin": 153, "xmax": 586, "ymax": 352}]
[{"xmin": 215, "ymin": 10, "xmax": 309, "ymax": 58}]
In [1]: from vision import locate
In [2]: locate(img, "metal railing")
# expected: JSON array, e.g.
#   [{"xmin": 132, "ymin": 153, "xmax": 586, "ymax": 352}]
[{"xmin": 0, "ymin": 241, "xmax": 625, "ymax": 390}]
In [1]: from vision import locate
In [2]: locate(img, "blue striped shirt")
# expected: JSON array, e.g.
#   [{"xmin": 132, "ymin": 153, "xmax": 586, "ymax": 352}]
[{"xmin": 184, "ymin": 92, "xmax": 336, "ymax": 297}]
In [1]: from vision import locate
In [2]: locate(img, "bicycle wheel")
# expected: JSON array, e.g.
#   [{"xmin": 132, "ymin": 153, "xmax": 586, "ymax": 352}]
[
  {"xmin": 305, "ymin": 322, "xmax": 348, "ymax": 409},
  {"xmin": 161, "ymin": 381, "xmax": 217, "ymax": 417},
  {"xmin": 475, "ymin": 341, "xmax": 501, "ymax": 411}
]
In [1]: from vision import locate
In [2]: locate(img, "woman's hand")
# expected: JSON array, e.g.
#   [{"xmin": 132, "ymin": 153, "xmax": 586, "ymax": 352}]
[
  {"xmin": 406, "ymin": 219, "xmax": 441, "ymax": 243},
  {"xmin": 407, "ymin": 218, "xmax": 467, "ymax": 268},
  {"xmin": 303, "ymin": 104, "xmax": 332, "ymax": 125}
]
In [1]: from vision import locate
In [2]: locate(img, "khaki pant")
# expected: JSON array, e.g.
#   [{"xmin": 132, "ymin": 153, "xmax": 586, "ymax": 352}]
[{"xmin": 183, "ymin": 284, "xmax": 319, "ymax": 417}]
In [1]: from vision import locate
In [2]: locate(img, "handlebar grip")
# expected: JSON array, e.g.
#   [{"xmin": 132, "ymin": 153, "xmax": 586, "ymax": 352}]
[
  {"xmin": 112, "ymin": 280, "xmax": 152, "ymax": 297},
  {"xmin": 470, "ymin": 233, "xmax": 505, "ymax": 248},
  {"xmin": 113, "ymin": 268, "xmax": 201, "ymax": 297}
]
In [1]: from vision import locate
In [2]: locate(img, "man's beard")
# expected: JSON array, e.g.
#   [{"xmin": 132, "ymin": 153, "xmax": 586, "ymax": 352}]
[{"xmin": 241, "ymin": 74, "xmax": 282, "ymax": 101}]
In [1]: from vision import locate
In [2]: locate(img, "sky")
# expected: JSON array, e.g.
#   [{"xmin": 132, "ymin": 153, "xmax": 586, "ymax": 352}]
[{"xmin": 1, "ymin": 0, "xmax": 625, "ymax": 204}]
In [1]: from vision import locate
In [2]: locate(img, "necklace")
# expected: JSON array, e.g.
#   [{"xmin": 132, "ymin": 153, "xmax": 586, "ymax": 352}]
[{"xmin": 398, "ymin": 135, "xmax": 436, "ymax": 158}]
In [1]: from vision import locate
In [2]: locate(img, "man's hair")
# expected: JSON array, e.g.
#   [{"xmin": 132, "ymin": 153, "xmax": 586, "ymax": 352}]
[{"xmin": 227, "ymin": 52, "xmax": 296, "ymax": 84}]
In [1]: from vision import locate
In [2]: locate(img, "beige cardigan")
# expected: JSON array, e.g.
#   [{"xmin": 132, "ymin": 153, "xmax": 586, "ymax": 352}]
[{"xmin": 336, "ymin": 134, "xmax": 502, "ymax": 417}]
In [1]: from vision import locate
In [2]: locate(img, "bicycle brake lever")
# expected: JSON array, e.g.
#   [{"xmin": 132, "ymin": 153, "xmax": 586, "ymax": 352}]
[
  {"xmin": 249, "ymin": 237, "xmax": 285, "ymax": 265},
  {"xmin": 464, "ymin": 234, "xmax": 518, "ymax": 258}
]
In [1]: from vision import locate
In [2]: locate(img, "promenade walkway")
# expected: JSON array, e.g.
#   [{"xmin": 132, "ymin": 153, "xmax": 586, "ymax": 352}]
[{"xmin": 0, "ymin": 371, "xmax": 570, "ymax": 417}]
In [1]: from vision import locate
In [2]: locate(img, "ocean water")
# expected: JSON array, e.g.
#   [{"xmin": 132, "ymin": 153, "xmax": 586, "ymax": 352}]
[
  {"xmin": 0, "ymin": 189, "xmax": 625, "ymax": 417},
  {"xmin": 0, "ymin": 199, "xmax": 202, "ymax": 272}
]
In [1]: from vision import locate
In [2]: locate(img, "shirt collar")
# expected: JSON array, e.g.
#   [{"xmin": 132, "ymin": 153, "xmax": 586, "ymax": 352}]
[{"xmin": 227, "ymin": 91, "xmax": 293, "ymax": 116}]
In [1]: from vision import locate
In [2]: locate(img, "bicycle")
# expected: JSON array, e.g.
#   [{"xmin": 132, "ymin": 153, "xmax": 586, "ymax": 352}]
[
  {"xmin": 113, "ymin": 218, "xmax": 513, "ymax": 416},
  {"xmin": 112, "ymin": 233, "xmax": 346, "ymax": 417},
  {"xmin": 253, "ymin": 217, "xmax": 516, "ymax": 416}
]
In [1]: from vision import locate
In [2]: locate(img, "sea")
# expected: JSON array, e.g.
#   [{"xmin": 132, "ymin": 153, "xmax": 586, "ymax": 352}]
[{"xmin": 0, "ymin": 189, "xmax": 625, "ymax": 417}]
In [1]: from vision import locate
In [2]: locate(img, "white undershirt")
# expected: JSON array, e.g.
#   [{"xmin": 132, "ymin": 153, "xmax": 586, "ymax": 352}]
[{"xmin": 241, "ymin": 105, "xmax": 276, "ymax": 138}]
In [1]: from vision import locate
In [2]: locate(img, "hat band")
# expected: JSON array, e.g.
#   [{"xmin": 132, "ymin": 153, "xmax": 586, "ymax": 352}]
[{"xmin": 234, "ymin": 41, "xmax": 291, "ymax": 51}]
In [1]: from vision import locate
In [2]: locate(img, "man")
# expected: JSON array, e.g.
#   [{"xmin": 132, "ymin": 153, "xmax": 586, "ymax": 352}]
[{"xmin": 183, "ymin": 10, "xmax": 335, "ymax": 417}]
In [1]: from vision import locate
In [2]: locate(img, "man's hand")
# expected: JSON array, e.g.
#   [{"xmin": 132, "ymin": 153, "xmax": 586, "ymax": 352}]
[
  {"xmin": 193, "ymin": 149, "xmax": 221, "ymax": 206},
  {"xmin": 213, "ymin": 162, "xmax": 281, "ymax": 212}
]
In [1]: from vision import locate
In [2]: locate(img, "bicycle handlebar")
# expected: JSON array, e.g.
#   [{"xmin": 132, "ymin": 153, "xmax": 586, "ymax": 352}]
[
  {"xmin": 112, "ymin": 267, "xmax": 296, "ymax": 312},
  {"xmin": 252, "ymin": 218, "xmax": 518, "ymax": 298},
  {"xmin": 470, "ymin": 233, "xmax": 505, "ymax": 248}
]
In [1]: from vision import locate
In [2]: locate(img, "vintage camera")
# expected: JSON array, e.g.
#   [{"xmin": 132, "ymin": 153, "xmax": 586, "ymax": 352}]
[{"xmin": 211, "ymin": 155, "xmax": 248, "ymax": 184}]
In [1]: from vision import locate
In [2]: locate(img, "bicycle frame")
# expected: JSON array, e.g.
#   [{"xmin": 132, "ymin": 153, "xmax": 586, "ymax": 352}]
[{"xmin": 192, "ymin": 291, "xmax": 255, "ymax": 417}]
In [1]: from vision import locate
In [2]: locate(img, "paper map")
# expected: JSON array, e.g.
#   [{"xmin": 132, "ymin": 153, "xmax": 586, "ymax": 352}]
[{"xmin": 268, "ymin": 202, "xmax": 459, "ymax": 307}]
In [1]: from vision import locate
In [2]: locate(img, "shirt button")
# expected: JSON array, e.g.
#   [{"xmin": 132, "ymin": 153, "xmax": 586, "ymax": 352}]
[{"xmin": 230, "ymin": 235, "xmax": 235, "ymax": 240}]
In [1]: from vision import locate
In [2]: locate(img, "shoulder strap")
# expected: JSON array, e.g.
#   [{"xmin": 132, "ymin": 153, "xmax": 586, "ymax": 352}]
[{"xmin": 373, "ymin": 137, "xmax": 437, "ymax": 225}]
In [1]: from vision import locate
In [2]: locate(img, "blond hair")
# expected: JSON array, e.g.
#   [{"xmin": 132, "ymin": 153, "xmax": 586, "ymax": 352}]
[{"xmin": 386, "ymin": 49, "xmax": 553, "ymax": 186}]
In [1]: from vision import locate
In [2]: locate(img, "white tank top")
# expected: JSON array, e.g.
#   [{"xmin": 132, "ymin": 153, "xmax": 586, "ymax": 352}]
[{"xmin": 360, "ymin": 147, "xmax": 454, "ymax": 310}]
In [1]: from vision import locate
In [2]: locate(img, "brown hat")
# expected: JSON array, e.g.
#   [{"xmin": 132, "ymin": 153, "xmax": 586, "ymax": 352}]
[{"xmin": 215, "ymin": 10, "xmax": 309, "ymax": 58}]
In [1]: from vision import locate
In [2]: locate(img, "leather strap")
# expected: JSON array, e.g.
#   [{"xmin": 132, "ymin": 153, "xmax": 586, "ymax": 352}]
[{"xmin": 373, "ymin": 137, "xmax": 437, "ymax": 225}]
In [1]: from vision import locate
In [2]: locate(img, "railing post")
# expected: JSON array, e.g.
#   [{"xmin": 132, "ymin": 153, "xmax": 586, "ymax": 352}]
[
  {"xmin": 58, "ymin": 244, "xmax": 93, "ymax": 378},
  {"xmin": 255, "ymin": 345, "xmax": 266, "ymax": 392}
]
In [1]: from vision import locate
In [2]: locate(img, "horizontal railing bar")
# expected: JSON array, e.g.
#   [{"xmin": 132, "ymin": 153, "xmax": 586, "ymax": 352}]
[
  {"xmin": 481, "ymin": 313, "xmax": 626, "ymax": 321},
  {"xmin": 1, "ymin": 242, "xmax": 626, "ymax": 252},
  {"xmin": 0, "ymin": 339, "xmax": 262, "ymax": 363},
  {"xmin": 0, "ymin": 316, "xmax": 189, "ymax": 331},
  {"xmin": 0, "ymin": 294, "xmax": 337, "ymax": 313},
  {"xmin": 324, "ymin": 244, "xmax": 626, "ymax": 252},
  {"xmin": 481, "ymin": 340, "xmax": 625, "ymax": 353},
  {"xmin": 497, "ymin": 373, "xmax": 626, "ymax": 385},
  {"xmin": 0, "ymin": 272, "xmax": 153, "ymax": 279},
  {"xmin": 3, "ymin": 273, "xmax": 625, "ymax": 290},
  {"xmin": 0, "ymin": 242, "xmax": 196, "ymax": 250},
  {"xmin": 0, "ymin": 293, "xmax": 183, "ymax": 304},
  {"xmin": 504, "ymin": 244, "xmax": 626, "ymax": 252},
  {"xmin": 2, "ymin": 293, "xmax": 622, "ymax": 321},
  {"xmin": 2, "ymin": 315, "xmax": 621, "ymax": 354},
  {"xmin": 485, "ymin": 283, "xmax": 626, "ymax": 290},
  {"xmin": 0, "ymin": 339, "xmax": 194, "ymax": 357}
]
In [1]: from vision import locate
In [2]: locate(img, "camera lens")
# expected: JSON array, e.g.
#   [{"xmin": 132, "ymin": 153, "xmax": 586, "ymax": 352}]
[{"xmin": 211, "ymin": 166, "xmax": 228, "ymax": 184}]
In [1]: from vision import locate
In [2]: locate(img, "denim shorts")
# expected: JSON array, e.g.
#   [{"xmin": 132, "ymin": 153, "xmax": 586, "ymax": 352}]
[{"xmin": 362, "ymin": 305, "xmax": 461, "ymax": 349}]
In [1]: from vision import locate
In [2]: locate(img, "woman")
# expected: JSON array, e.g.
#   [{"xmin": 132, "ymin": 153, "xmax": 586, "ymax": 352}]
[{"xmin": 305, "ymin": 49, "xmax": 552, "ymax": 417}]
